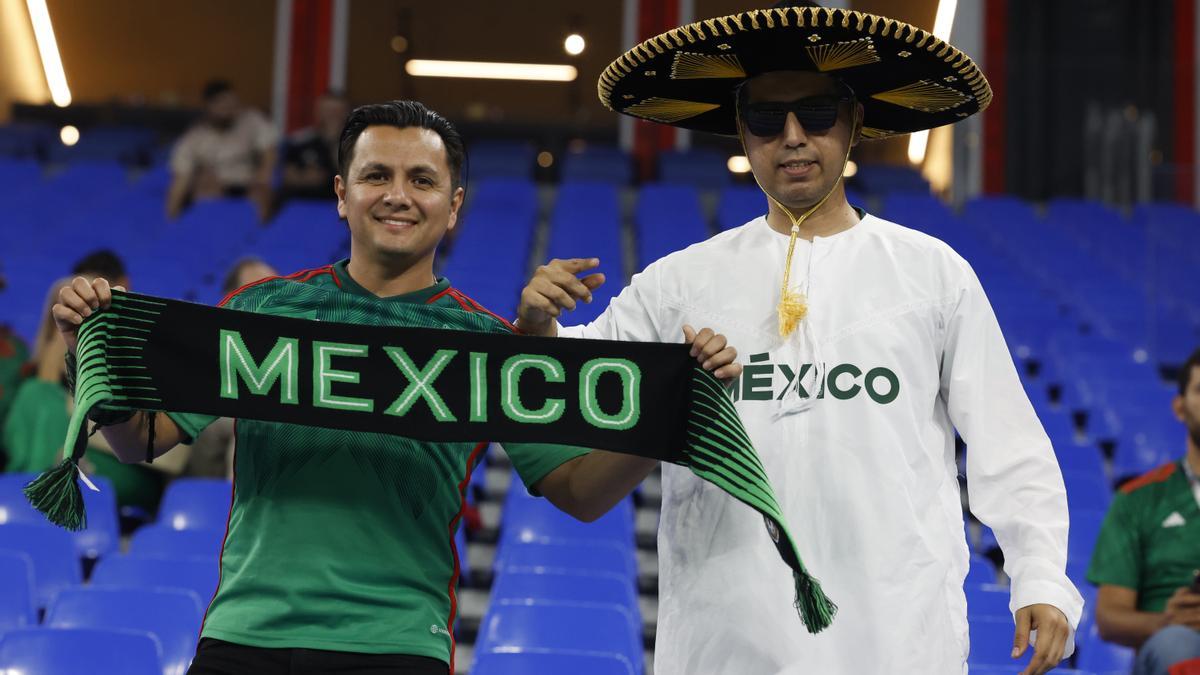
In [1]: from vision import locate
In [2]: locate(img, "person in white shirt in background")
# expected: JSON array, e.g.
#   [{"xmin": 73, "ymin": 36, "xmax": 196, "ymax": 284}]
[{"xmin": 516, "ymin": 3, "xmax": 1082, "ymax": 674}]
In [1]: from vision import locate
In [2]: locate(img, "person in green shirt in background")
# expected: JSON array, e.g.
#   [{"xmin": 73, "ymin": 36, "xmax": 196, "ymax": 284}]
[
  {"xmin": 2, "ymin": 272, "xmax": 186, "ymax": 514},
  {"xmin": 52, "ymin": 100, "xmax": 742, "ymax": 675},
  {"xmin": 1088, "ymin": 348, "xmax": 1200, "ymax": 674}
]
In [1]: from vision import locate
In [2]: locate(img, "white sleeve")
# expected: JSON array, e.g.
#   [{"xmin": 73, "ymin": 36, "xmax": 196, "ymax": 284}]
[
  {"xmin": 942, "ymin": 265, "xmax": 1084, "ymax": 655},
  {"xmin": 559, "ymin": 264, "xmax": 672, "ymax": 343}
]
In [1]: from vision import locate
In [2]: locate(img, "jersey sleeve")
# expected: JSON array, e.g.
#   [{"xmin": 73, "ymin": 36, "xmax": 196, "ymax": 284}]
[
  {"xmin": 502, "ymin": 442, "xmax": 591, "ymax": 495},
  {"xmin": 1086, "ymin": 494, "xmax": 1142, "ymax": 591}
]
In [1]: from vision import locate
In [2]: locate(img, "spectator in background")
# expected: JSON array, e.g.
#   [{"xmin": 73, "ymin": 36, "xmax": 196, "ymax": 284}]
[
  {"xmin": 182, "ymin": 256, "xmax": 280, "ymax": 479},
  {"xmin": 0, "ymin": 268, "xmax": 30, "ymax": 465},
  {"xmin": 220, "ymin": 256, "xmax": 277, "ymax": 297},
  {"xmin": 2, "ymin": 276, "xmax": 188, "ymax": 512},
  {"xmin": 167, "ymin": 79, "xmax": 279, "ymax": 222},
  {"xmin": 279, "ymin": 90, "xmax": 349, "ymax": 202},
  {"xmin": 72, "ymin": 248, "xmax": 130, "ymax": 290},
  {"xmin": 1089, "ymin": 347, "xmax": 1200, "ymax": 674}
]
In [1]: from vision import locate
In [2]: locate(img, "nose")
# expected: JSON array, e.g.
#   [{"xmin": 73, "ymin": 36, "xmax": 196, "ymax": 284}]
[
  {"xmin": 781, "ymin": 111, "xmax": 809, "ymax": 147},
  {"xmin": 381, "ymin": 182, "xmax": 413, "ymax": 209}
]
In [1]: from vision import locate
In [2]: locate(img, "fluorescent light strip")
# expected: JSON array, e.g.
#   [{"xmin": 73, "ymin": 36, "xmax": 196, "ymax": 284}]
[
  {"xmin": 25, "ymin": 0, "xmax": 70, "ymax": 107},
  {"xmin": 405, "ymin": 59, "xmax": 577, "ymax": 82},
  {"xmin": 909, "ymin": 0, "xmax": 957, "ymax": 164}
]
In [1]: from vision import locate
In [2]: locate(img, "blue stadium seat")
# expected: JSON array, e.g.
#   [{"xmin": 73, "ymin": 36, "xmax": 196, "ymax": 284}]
[
  {"xmin": 1075, "ymin": 625, "xmax": 1134, "ymax": 674},
  {"xmin": 157, "ymin": 478, "xmax": 232, "ymax": 530},
  {"xmin": 1066, "ymin": 510, "xmax": 1106, "ymax": 564},
  {"xmin": 717, "ymin": 185, "xmax": 767, "ymax": 231},
  {"xmin": 965, "ymin": 585, "xmax": 1011, "ymax": 619},
  {"xmin": 545, "ymin": 182, "xmax": 623, "ymax": 324},
  {"xmin": 475, "ymin": 600, "xmax": 642, "ymax": 674},
  {"xmin": 0, "ymin": 550, "xmax": 36, "ymax": 632},
  {"xmin": 965, "ymin": 554, "xmax": 997, "ymax": 586},
  {"xmin": 494, "ymin": 541, "xmax": 638, "ymax": 579},
  {"xmin": 560, "ymin": 146, "xmax": 631, "ymax": 185},
  {"xmin": 129, "ymin": 524, "xmax": 225, "ymax": 559},
  {"xmin": 469, "ymin": 141, "xmax": 536, "ymax": 180},
  {"xmin": 489, "ymin": 570, "xmax": 640, "ymax": 627},
  {"xmin": 0, "ymin": 627, "xmax": 162, "ymax": 675},
  {"xmin": 0, "ymin": 523, "xmax": 81, "ymax": 609},
  {"xmin": 1061, "ymin": 471, "xmax": 1112, "ymax": 514},
  {"xmin": 471, "ymin": 651, "xmax": 636, "ymax": 675},
  {"xmin": 635, "ymin": 183, "xmax": 710, "ymax": 270},
  {"xmin": 455, "ymin": 524, "xmax": 471, "ymax": 586},
  {"xmin": 501, "ymin": 483, "xmax": 634, "ymax": 550},
  {"xmin": 968, "ymin": 616, "xmax": 1031, "ymax": 669},
  {"xmin": 657, "ymin": 148, "xmax": 729, "ymax": 189},
  {"xmin": 91, "ymin": 554, "xmax": 220, "ymax": 605},
  {"xmin": 46, "ymin": 586, "xmax": 203, "ymax": 675}
]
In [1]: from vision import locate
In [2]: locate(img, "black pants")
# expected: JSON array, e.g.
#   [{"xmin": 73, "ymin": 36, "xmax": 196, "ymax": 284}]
[{"xmin": 187, "ymin": 638, "xmax": 450, "ymax": 675}]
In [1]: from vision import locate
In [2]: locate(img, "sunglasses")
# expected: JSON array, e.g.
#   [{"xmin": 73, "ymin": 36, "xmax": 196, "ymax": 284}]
[{"xmin": 740, "ymin": 95, "xmax": 853, "ymax": 137}]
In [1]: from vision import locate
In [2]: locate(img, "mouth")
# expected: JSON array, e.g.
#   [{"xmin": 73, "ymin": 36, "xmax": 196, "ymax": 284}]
[
  {"xmin": 779, "ymin": 159, "xmax": 818, "ymax": 178},
  {"xmin": 375, "ymin": 215, "xmax": 418, "ymax": 232}
]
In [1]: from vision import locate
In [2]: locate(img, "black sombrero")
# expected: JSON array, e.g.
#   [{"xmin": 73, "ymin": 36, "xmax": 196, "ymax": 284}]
[{"xmin": 597, "ymin": 5, "xmax": 991, "ymax": 138}]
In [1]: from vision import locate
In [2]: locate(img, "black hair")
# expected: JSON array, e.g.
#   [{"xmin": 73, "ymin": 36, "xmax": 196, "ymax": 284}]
[
  {"xmin": 1180, "ymin": 348, "xmax": 1200, "ymax": 395},
  {"xmin": 337, "ymin": 100, "xmax": 466, "ymax": 191},
  {"xmin": 71, "ymin": 249, "xmax": 126, "ymax": 282},
  {"xmin": 202, "ymin": 79, "xmax": 234, "ymax": 102}
]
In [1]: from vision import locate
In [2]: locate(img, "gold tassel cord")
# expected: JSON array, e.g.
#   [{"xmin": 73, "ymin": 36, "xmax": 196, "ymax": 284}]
[{"xmin": 735, "ymin": 105, "xmax": 857, "ymax": 337}]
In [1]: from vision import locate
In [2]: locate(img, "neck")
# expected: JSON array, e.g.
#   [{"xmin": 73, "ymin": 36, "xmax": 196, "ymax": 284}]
[
  {"xmin": 765, "ymin": 190, "xmax": 858, "ymax": 240},
  {"xmin": 1187, "ymin": 439, "xmax": 1200, "ymax": 475},
  {"xmin": 346, "ymin": 253, "xmax": 437, "ymax": 298}
]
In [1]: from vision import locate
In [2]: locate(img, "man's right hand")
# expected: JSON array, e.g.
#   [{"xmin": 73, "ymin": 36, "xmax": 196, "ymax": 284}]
[
  {"xmin": 1164, "ymin": 586, "xmax": 1200, "ymax": 630},
  {"xmin": 516, "ymin": 258, "xmax": 606, "ymax": 337},
  {"xmin": 52, "ymin": 276, "xmax": 124, "ymax": 353}
]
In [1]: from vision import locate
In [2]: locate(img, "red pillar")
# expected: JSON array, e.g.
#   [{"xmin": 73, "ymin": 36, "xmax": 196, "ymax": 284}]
[
  {"xmin": 633, "ymin": 0, "xmax": 679, "ymax": 181},
  {"xmin": 285, "ymin": 0, "xmax": 333, "ymax": 133},
  {"xmin": 982, "ymin": 0, "xmax": 1007, "ymax": 195}
]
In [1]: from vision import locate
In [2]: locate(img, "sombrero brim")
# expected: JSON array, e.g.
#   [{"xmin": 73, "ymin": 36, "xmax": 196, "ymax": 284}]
[{"xmin": 597, "ymin": 6, "xmax": 991, "ymax": 139}]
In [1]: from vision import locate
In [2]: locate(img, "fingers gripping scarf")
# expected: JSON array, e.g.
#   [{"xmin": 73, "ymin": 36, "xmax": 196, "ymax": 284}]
[{"xmin": 28, "ymin": 290, "xmax": 836, "ymax": 632}]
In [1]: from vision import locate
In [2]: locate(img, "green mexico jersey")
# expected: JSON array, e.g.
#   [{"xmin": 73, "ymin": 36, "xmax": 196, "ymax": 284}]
[
  {"xmin": 168, "ymin": 260, "xmax": 590, "ymax": 663},
  {"xmin": 1087, "ymin": 460, "xmax": 1200, "ymax": 612}
]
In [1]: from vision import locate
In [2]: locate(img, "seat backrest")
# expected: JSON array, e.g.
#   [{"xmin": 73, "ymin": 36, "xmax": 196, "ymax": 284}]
[
  {"xmin": 475, "ymin": 600, "xmax": 642, "ymax": 671},
  {"xmin": 471, "ymin": 650, "xmax": 636, "ymax": 675},
  {"xmin": 47, "ymin": 586, "xmax": 203, "ymax": 675},
  {"xmin": 0, "ymin": 550, "xmax": 36, "ymax": 631},
  {"xmin": 91, "ymin": 554, "xmax": 220, "ymax": 606},
  {"xmin": 490, "ymin": 570, "xmax": 639, "ymax": 625},
  {"xmin": 0, "ymin": 523, "xmax": 82, "ymax": 609},
  {"xmin": 129, "ymin": 524, "xmax": 225, "ymax": 559},
  {"xmin": 0, "ymin": 627, "xmax": 162, "ymax": 675},
  {"xmin": 157, "ymin": 478, "xmax": 232, "ymax": 531},
  {"xmin": 494, "ymin": 541, "xmax": 637, "ymax": 579}
]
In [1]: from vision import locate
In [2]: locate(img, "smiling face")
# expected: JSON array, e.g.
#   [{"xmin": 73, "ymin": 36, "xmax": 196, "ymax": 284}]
[
  {"xmin": 740, "ymin": 70, "xmax": 859, "ymax": 213},
  {"xmin": 334, "ymin": 125, "xmax": 463, "ymax": 270}
]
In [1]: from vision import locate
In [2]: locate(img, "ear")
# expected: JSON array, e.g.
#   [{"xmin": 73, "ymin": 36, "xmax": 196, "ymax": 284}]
[
  {"xmin": 446, "ymin": 186, "xmax": 465, "ymax": 232},
  {"xmin": 334, "ymin": 174, "xmax": 347, "ymax": 220},
  {"xmin": 1173, "ymin": 395, "xmax": 1186, "ymax": 423}
]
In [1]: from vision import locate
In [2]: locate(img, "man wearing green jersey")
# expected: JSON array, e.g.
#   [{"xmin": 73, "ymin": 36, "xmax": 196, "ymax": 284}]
[
  {"xmin": 52, "ymin": 100, "xmax": 741, "ymax": 675},
  {"xmin": 1089, "ymin": 347, "xmax": 1200, "ymax": 674}
]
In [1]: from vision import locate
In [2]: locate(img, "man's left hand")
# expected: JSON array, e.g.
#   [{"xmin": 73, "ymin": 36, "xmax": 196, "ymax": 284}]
[
  {"xmin": 683, "ymin": 325, "xmax": 741, "ymax": 382},
  {"xmin": 1013, "ymin": 603, "xmax": 1071, "ymax": 675}
]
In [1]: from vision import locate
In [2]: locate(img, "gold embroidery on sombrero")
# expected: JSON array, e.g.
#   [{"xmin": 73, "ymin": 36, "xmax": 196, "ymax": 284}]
[
  {"xmin": 859, "ymin": 126, "xmax": 899, "ymax": 140},
  {"xmin": 671, "ymin": 52, "xmax": 746, "ymax": 80},
  {"xmin": 806, "ymin": 38, "xmax": 880, "ymax": 72},
  {"xmin": 871, "ymin": 79, "xmax": 971, "ymax": 113},
  {"xmin": 624, "ymin": 98, "xmax": 720, "ymax": 123}
]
